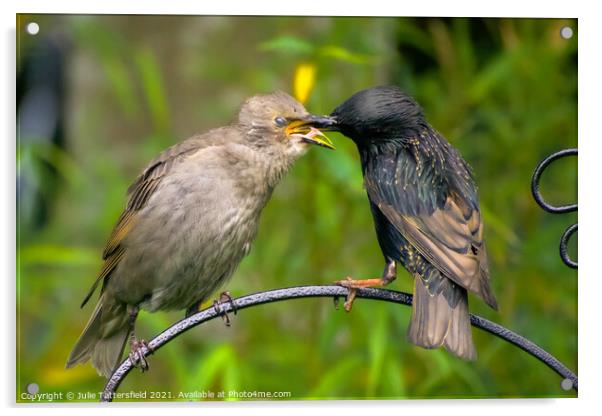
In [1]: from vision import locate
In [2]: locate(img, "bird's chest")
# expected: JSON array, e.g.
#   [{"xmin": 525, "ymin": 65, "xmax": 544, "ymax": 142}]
[
  {"xmin": 161, "ymin": 203, "xmax": 261, "ymax": 307},
  {"xmin": 134, "ymin": 177, "xmax": 269, "ymax": 312}
]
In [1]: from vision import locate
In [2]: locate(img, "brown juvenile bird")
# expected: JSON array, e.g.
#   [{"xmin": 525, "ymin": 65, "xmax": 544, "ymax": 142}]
[
  {"xmin": 326, "ymin": 86, "xmax": 497, "ymax": 360},
  {"xmin": 66, "ymin": 91, "xmax": 335, "ymax": 378}
]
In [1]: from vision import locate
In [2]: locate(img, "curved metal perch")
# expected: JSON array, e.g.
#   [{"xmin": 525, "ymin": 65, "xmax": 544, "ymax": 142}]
[
  {"xmin": 101, "ymin": 285, "xmax": 578, "ymax": 402},
  {"xmin": 531, "ymin": 148, "xmax": 578, "ymax": 268}
]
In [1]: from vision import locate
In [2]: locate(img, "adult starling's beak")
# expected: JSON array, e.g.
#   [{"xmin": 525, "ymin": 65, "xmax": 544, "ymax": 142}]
[{"xmin": 286, "ymin": 115, "xmax": 338, "ymax": 150}]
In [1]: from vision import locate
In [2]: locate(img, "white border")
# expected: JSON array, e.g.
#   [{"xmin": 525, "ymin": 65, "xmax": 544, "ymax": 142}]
[{"xmin": 4, "ymin": 1, "xmax": 600, "ymax": 415}]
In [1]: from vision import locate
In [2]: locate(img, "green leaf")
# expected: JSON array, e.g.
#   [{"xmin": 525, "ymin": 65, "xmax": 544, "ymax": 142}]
[
  {"xmin": 367, "ymin": 306, "xmax": 388, "ymax": 396},
  {"xmin": 308, "ymin": 355, "xmax": 362, "ymax": 398},
  {"xmin": 318, "ymin": 45, "xmax": 375, "ymax": 65},
  {"xmin": 185, "ymin": 344, "xmax": 235, "ymax": 395},
  {"xmin": 101, "ymin": 57, "xmax": 139, "ymax": 119},
  {"xmin": 259, "ymin": 35, "xmax": 314, "ymax": 55},
  {"xmin": 385, "ymin": 356, "xmax": 407, "ymax": 398},
  {"xmin": 135, "ymin": 48, "xmax": 170, "ymax": 134},
  {"xmin": 480, "ymin": 203, "xmax": 520, "ymax": 246},
  {"xmin": 18, "ymin": 244, "xmax": 99, "ymax": 266}
]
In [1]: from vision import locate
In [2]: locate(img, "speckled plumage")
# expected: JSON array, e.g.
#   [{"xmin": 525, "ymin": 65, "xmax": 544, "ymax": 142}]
[
  {"xmin": 332, "ymin": 86, "xmax": 497, "ymax": 360},
  {"xmin": 67, "ymin": 91, "xmax": 331, "ymax": 377}
]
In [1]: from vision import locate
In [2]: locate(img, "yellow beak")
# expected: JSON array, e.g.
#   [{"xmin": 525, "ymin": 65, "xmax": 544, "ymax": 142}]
[{"xmin": 286, "ymin": 117, "xmax": 336, "ymax": 150}]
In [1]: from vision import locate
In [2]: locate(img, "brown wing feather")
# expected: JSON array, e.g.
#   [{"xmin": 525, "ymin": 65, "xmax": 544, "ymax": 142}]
[
  {"xmin": 102, "ymin": 210, "xmax": 138, "ymax": 259},
  {"xmin": 80, "ymin": 140, "xmax": 202, "ymax": 307},
  {"xmin": 80, "ymin": 246, "xmax": 126, "ymax": 307},
  {"xmin": 375, "ymin": 192, "xmax": 496, "ymax": 308}
]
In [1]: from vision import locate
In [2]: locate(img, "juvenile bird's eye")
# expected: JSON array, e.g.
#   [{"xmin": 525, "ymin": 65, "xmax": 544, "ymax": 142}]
[{"xmin": 274, "ymin": 116, "xmax": 288, "ymax": 127}]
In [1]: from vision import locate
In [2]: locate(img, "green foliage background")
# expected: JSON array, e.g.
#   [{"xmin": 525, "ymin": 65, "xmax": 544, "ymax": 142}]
[{"xmin": 17, "ymin": 15, "xmax": 577, "ymax": 401}]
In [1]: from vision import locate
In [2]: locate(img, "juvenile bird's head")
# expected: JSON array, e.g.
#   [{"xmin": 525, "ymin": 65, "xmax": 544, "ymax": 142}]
[
  {"xmin": 330, "ymin": 86, "xmax": 427, "ymax": 144},
  {"xmin": 237, "ymin": 91, "xmax": 336, "ymax": 158}
]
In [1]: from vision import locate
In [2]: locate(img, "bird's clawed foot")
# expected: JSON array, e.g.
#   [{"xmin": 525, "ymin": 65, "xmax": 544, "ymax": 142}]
[
  {"xmin": 335, "ymin": 262, "xmax": 397, "ymax": 312},
  {"xmin": 129, "ymin": 337, "xmax": 152, "ymax": 372},
  {"xmin": 334, "ymin": 277, "xmax": 369, "ymax": 312},
  {"xmin": 213, "ymin": 291, "xmax": 237, "ymax": 327}
]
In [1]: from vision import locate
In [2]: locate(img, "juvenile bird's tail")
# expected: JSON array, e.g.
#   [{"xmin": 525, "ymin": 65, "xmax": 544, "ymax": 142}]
[
  {"xmin": 407, "ymin": 277, "xmax": 476, "ymax": 361},
  {"xmin": 66, "ymin": 294, "xmax": 131, "ymax": 378}
]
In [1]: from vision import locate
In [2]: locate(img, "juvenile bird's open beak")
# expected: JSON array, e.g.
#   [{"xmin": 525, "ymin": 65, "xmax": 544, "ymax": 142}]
[{"xmin": 286, "ymin": 115, "xmax": 338, "ymax": 150}]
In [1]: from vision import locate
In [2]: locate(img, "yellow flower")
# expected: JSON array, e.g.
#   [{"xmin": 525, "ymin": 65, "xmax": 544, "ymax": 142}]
[{"xmin": 293, "ymin": 63, "xmax": 316, "ymax": 105}]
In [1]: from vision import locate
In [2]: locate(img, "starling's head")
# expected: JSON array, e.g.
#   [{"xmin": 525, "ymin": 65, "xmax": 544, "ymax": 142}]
[
  {"xmin": 330, "ymin": 86, "xmax": 426, "ymax": 144},
  {"xmin": 237, "ymin": 91, "xmax": 336, "ymax": 157}
]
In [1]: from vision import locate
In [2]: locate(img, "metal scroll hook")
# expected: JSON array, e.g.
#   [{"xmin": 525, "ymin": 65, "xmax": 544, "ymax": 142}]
[{"xmin": 531, "ymin": 148, "xmax": 577, "ymax": 268}]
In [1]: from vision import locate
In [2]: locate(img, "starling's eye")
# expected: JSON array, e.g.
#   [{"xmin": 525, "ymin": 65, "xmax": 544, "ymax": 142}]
[{"xmin": 274, "ymin": 116, "xmax": 288, "ymax": 127}]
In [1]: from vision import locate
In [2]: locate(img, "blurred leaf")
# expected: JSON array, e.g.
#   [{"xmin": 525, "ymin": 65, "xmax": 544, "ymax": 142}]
[
  {"xmin": 385, "ymin": 356, "xmax": 407, "ymax": 398},
  {"xmin": 101, "ymin": 57, "xmax": 139, "ymax": 118},
  {"xmin": 468, "ymin": 53, "xmax": 515, "ymax": 103},
  {"xmin": 366, "ymin": 306, "xmax": 387, "ymax": 396},
  {"xmin": 18, "ymin": 141, "xmax": 85, "ymax": 189},
  {"xmin": 70, "ymin": 18, "xmax": 138, "ymax": 118},
  {"xmin": 481, "ymin": 203, "xmax": 520, "ymax": 245},
  {"xmin": 19, "ymin": 245, "xmax": 98, "ymax": 266},
  {"xmin": 293, "ymin": 63, "xmax": 316, "ymax": 104},
  {"xmin": 318, "ymin": 45, "xmax": 376, "ymax": 65},
  {"xmin": 40, "ymin": 362, "xmax": 91, "ymax": 386},
  {"xmin": 134, "ymin": 47, "xmax": 170, "ymax": 134},
  {"xmin": 185, "ymin": 344, "xmax": 235, "ymax": 394},
  {"xmin": 415, "ymin": 349, "xmax": 452, "ymax": 394},
  {"xmin": 449, "ymin": 361, "xmax": 488, "ymax": 395},
  {"xmin": 259, "ymin": 35, "xmax": 314, "ymax": 55},
  {"xmin": 140, "ymin": 311, "xmax": 190, "ymax": 384},
  {"xmin": 223, "ymin": 357, "xmax": 241, "ymax": 401},
  {"xmin": 308, "ymin": 355, "xmax": 362, "ymax": 398}
]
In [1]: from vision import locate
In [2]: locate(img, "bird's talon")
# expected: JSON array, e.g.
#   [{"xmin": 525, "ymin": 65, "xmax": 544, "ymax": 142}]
[
  {"xmin": 333, "ymin": 296, "xmax": 340, "ymax": 310},
  {"xmin": 220, "ymin": 291, "xmax": 237, "ymax": 315},
  {"xmin": 343, "ymin": 288, "xmax": 357, "ymax": 312},
  {"xmin": 136, "ymin": 353, "xmax": 149, "ymax": 372},
  {"xmin": 213, "ymin": 298, "xmax": 232, "ymax": 327},
  {"xmin": 334, "ymin": 277, "xmax": 359, "ymax": 311},
  {"xmin": 140, "ymin": 339, "xmax": 153, "ymax": 355},
  {"xmin": 129, "ymin": 338, "xmax": 151, "ymax": 372}
]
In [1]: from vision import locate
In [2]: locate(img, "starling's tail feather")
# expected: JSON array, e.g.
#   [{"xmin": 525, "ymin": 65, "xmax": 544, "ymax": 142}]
[
  {"xmin": 407, "ymin": 277, "xmax": 476, "ymax": 361},
  {"xmin": 476, "ymin": 246, "xmax": 498, "ymax": 310},
  {"xmin": 66, "ymin": 295, "xmax": 131, "ymax": 378},
  {"xmin": 479, "ymin": 276, "xmax": 498, "ymax": 311}
]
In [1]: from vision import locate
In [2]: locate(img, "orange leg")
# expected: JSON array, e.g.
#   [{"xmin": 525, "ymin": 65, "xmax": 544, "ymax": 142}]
[{"xmin": 335, "ymin": 260, "xmax": 397, "ymax": 312}]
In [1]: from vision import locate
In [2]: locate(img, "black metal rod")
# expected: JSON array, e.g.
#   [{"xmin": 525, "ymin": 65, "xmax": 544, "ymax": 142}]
[
  {"xmin": 100, "ymin": 285, "xmax": 578, "ymax": 401},
  {"xmin": 531, "ymin": 148, "xmax": 577, "ymax": 214},
  {"xmin": 531, "ymin": 148, "xmax": 578, "ymax": 268},
  {"xmin": 560, "ymin": 223, "xmax": 578, "ymax": 269}
]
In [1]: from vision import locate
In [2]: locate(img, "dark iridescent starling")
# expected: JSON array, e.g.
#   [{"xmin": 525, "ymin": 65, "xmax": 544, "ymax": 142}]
[{"xmin": 328, "ymin": 86, "xmax": 497, "ymax": 360}]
